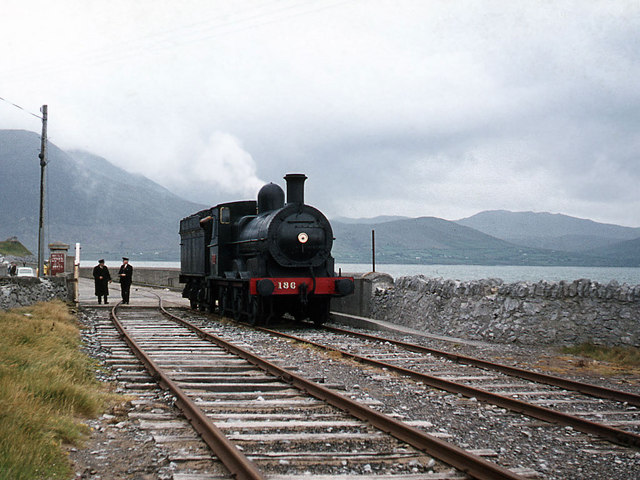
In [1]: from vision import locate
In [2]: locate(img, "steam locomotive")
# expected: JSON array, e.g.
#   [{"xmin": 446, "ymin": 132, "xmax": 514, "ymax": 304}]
[{"xmin": 179, "ymin": 173, "xmax": 354, "ymax": 325}]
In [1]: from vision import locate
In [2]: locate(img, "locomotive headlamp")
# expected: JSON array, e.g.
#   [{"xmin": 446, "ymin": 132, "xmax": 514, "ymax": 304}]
[{"xmin": 297, "ymin": 232, "xmax": 309, "ymax": 244}]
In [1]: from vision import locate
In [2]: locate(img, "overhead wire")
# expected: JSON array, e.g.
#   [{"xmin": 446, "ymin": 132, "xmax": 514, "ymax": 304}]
[
  {"xmin": 2, "ymin": 1, "xmax": 352, "ymax": 253},
  {"xmin": 0, "ymin": 95, "xmax": 42, "ymax": 119},
  {"xmin": 137, "ymin": 0, "xmax": 354, "ymax": 53},
  {"xmin": 0, "ymin": 0, "xmax": 353, "ymax": 84},
  {"xmin": 1, "ymin": 0, "xmax": 283, "ymax": 80},
  {"xmin": 0, "ymin": 94, "xmax": 51, "ymax": 262}
]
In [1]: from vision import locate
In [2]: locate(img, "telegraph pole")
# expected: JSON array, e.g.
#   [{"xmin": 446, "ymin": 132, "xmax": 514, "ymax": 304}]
[
  {"xmin": 371, "ymin": 229, "xmax": 376, "ymax": 273},
  {"xmin": 37, "ymin": 105, "xmax": 47, "ymax": 277}
]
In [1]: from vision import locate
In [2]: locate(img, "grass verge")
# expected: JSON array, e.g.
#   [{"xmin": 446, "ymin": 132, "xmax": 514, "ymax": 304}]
[
  {"xmin": 0, "ymin": 300, "xmax": 114, "ymax": 479},
  {"xmin": 561, "ymin": 343, "xmax": 640, "ymax": 368}
]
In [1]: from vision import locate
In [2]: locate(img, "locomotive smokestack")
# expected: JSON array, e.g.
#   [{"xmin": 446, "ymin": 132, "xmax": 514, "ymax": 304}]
[{"xmin": 284, "ymin": 173, "xmax": 307, "ymax": 205}]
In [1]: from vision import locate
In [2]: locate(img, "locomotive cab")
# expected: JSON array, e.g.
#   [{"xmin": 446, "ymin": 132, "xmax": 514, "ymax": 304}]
[{"xmin": 210, "ymin": 200, "xmax": 257, "ymax": 277}]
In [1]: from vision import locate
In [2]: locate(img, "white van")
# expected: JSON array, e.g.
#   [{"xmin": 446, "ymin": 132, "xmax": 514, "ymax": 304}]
[{"xmin": 16, "ymin": 267, "xmax": 36, "ymax": 277}]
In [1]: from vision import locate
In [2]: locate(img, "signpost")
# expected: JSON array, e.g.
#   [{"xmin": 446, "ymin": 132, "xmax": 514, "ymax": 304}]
[
  {"xmin": 49, "ymin": 252, "xmax": 65, "ymax": 275},
  {"xmin": 48, "ymin": 241, "xmax": 69, "ymax": 277}
]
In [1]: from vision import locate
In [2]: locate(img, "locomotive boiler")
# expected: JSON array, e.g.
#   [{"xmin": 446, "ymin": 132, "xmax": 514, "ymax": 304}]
[{"xmin": 179, "ymin": 173, "xmax": 354, "ymax": 325}]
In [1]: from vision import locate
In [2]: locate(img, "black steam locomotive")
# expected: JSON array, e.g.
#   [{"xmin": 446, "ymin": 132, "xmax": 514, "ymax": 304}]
[{"xmin": 179, "ymin": 173, "xmax": 354, "ymax": 325}]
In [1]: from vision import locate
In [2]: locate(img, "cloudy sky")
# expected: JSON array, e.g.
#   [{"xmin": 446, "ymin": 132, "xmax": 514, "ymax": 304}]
[{"xmin": 1, "ymin": 0, "xmax": 639, "ymax": 227}]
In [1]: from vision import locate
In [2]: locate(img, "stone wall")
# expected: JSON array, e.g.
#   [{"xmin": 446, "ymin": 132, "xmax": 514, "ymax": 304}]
[
  {"xmin": 370, "ymin": 276, "xmax": 640, "ymax": 347},
  {"xmin": 79, "ymin": 267, "xmax": 181, "ymax": 289},
  {"xmin": 0, "ymin": 276, "xmax": 70, "ymax": 310},
  {"xmin": 331, "ymin": 272, "xmax": 394, "ymax": 317}
]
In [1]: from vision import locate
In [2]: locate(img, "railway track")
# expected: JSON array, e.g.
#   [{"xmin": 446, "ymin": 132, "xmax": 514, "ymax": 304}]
[
  {"xmin": 97, "ymin": 299, "xmax": 541, "ymax": 480},
  {"xmin": 170, "ymin": 311, "xmax": 640, "ymax": 478},
  {"xmin": 254, "ymin": 323, "xmax": 640, "ymax": 449}
]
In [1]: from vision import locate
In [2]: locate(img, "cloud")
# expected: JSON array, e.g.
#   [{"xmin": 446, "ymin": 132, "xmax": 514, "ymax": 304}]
[
  {"xmin": 1, "ymin": 1, "xmax": 639, "ymax": 227},
  {"xmin": 157, "ymin": 131, "xmax": 265, "ymax": 204}
]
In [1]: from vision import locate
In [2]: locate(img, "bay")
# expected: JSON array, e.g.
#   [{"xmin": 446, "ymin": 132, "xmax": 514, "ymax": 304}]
[
  {"xmin": 82, "ymin": 260, "xmax": 640, "ymax": 285},
  {"xmin": 336, "ymin": 263, "xmax": 640, "ymax": 285},
  {"xmin": 80, "ymin": 260, "xmax": 180, "ymax": 269}
]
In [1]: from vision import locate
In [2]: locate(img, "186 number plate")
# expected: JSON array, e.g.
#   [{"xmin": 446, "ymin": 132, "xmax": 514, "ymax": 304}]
[{"xmin": 276, "ymin": 281, "xmax": 296, "ymax": 291}]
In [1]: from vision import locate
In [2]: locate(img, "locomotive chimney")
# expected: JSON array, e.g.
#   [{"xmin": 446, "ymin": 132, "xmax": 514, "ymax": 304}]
[{"xmin": 284, "ymin": 173, "xmax": 307, "ymax": 205}]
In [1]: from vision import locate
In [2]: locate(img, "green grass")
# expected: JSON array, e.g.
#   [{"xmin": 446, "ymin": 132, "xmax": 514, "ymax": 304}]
[
  {"xmin": 0, "ymin": 239, "xmax": 32, "ymax": 257},
  {"xmin": 561, "ymin": 343, "xmax": 640, "ymax": 367},
  {"xmin": 0, "ymin": 301, "xmax": 113, "ymax": 480}
]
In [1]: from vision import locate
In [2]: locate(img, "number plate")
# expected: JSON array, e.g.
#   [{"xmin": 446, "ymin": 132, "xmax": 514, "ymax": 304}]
[{"xmin": 275, "ymin": 281, "xmax": 297, "ymax": 292}]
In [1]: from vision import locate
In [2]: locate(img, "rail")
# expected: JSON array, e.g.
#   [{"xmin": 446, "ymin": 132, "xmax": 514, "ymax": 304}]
[
  {"xmin": 257, "ymin": 325, "xmax": 640, "ymax": 449},
  {"xmin": 325, "ymin": 324, "xmax": 640, "ymax": 407},
  {"xmin": 158, "ymin": 303, "xmax": 528, "ymax": 480},
  {"xmin": 109, "ymin": 299, "xmax": 265, "ymax": 480}
]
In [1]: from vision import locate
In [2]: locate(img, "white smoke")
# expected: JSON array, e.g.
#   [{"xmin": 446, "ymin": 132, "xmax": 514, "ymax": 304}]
[{"xmin": 172, "ymin": 131, "xmax": 266, "ymax": 203}]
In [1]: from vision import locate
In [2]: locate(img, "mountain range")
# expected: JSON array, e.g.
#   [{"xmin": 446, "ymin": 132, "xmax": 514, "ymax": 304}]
[
  {"xmin": 331, "ymin": 214, "xmax": 640, "ymax": 266},
  {"xmin": 0, "ymin": 130, "xmax": 204, "ymax": 261},
  {"xmin": 1, "ymin": 129, "xmax": 638, "ymax": 266},
  {"xmin": 456, "ymin": 210, "xmax": 640, "ymax": 252}
]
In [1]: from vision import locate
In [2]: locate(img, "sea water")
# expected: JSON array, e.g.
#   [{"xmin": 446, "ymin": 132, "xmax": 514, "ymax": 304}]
[
  {"xmin": 336, "ymin": 264, "xmax": 640, "ymax": 285},
  {"xmin": 81, "ymin": 260, "xmax": 640, "ymax": 285}
]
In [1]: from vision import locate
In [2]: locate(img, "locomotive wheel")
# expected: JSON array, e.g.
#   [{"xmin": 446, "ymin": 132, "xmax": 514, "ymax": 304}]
[
  {"xmin": 292, "ymin": 303, "xmax": 307, "ymax": 322},
  {"xmin": 310, "ymin": 299, "xmax": 330, "ymax": 326},
  {"xmin": 258, "ymin": 297, "xmax": 276, "ymax": 325},
  {"xmin": 233, "ymin": 288, "xmax": 243, "ymax": 322},
  {"xmin": 218, "ymin": 286, "xmax": 227, "ymax": 317},
  {"xmin": 208, "ymin": 285, "xmax": 217, "ymax": 314},
  {"xmin": 187, "ymin": 282, "xmax": 198, "ymax": 310},
  {"xmin": 248, "ymin": 297, "xmax": 258, "ymax": 325},
  {"xmin": 249, "ymin": 296, "xmax": 269, "ymax": 325},
  {"xmin": 197, "ymin": 287, "xmax": 207, "ymax": 311}
]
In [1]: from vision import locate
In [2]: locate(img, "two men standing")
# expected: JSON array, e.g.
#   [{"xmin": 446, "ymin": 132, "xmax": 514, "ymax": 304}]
[{"xmin": 92, "ymin": 257, "xmax": 133, "ymax": 304}]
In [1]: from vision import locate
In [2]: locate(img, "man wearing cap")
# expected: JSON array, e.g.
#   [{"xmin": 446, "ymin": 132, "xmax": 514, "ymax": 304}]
[
  {"xmin": 118, "ymin": 257, "xmax": 133, "ymax": 304},
  {"xmin": 92, "ymin": 259, "xmax": 112, "ymax": 304}
]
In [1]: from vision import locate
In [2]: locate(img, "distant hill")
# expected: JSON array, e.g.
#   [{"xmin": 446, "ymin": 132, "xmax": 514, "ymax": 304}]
[
  {"xmin": 456, "ymin": 210, "xmax": 640, "ymax": 252},
  {"xmin": 0, "ymin": 129, "xmax": 205, "ymax": 261},
  {"xmin": 0, "ymin": 237, "xmax": 32, "ymax": 258},
  {"xmin": 331, "ymin": 216, "xmax": 619, "ymax": 266},
  {"xmin": 332, "ymin": 215, "xmax": 410, "ymax": 224},
  {"xmin": 584, "ymin": 237, "xmax": 640, "ymax": 266}
]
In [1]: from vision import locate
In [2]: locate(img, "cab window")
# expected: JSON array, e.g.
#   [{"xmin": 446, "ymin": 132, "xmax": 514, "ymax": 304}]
[{"xmin": 220, "ymin": 207, "xmax": 231, "ymax": 224}]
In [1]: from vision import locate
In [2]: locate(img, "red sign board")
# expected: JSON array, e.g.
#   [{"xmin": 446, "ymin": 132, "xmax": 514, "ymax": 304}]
[{"xmin": 50, "ymin": 252, "xmax": 65, "ymax": 275}]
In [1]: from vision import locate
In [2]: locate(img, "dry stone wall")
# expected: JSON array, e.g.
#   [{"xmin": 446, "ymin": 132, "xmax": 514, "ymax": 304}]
[
  {"xmin": 370, "ymin": 276, "xmax": 640, "ymax": 347},
  {"xmin": 0, "ymin": 276, "xmax": 70, "ymax": 310}
]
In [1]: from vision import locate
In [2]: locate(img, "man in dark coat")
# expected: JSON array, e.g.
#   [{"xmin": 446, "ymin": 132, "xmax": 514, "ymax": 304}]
[
  {"xmin": 118, "ymin": 257, "xmax": 133, "ymax": 304},
  {"xmin": 92, "ymin": 259, "xmax": 111, "ymax": 304}
]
